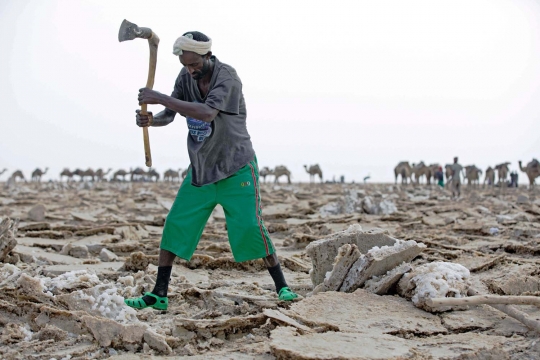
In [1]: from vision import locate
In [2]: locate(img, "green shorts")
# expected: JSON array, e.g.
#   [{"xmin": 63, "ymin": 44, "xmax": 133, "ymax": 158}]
[{"xmin": 160, "ymin": 157, "xmax": 275, "ymax": 263}]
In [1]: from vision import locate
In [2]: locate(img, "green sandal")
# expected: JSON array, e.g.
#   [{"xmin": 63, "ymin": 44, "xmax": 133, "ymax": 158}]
[
  {"xmin": 278, "ymin": 287, "xmax": 298, "ymax": 301},
  {"xmin": 124, "ymin": 292, "xmax": 168, "ymax": 310}
]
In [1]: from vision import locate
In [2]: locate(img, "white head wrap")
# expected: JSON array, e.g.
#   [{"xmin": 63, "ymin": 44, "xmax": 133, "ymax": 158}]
[{"xmin": 172, "ymin": 33, "xmax": 212, "ymax": 56}]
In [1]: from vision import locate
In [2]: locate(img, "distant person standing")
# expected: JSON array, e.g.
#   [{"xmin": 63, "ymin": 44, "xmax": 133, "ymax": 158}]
[
  {"xmin": 450, "ymin": 157, "xmax": 464, "ymax": 198},
  {"xmin": 508, "ymin": 171, "xmax": 518, "ymax": 188},
  {"xmin": 434, "ymin": 166, "xmax": 444, "ymax": 187}
]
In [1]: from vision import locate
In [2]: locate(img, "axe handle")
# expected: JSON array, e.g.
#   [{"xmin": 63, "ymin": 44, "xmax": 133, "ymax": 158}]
[
  {"xmin": 142, "ymin": 122, "xmax": 152, "ymax": 167},
  {"xmin": 140, "ymin": 33, "xmax": 159, "ymax": 168},
  {"xmin": 140, "ymin": 104, "xmax": 152, "ymax": 167}
]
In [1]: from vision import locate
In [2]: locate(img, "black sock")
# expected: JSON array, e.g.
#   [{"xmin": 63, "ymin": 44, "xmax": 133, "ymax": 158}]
[
  {"xmin": 142, "ymin": 266, "xmax": 172, "ymax": 305},
  {"xmin": 267, "ymin": 263, "xmax": 288, "ymax": 294}
]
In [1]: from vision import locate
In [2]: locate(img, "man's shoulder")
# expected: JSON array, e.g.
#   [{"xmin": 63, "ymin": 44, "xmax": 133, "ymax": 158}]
[{"xmin": 215, "ymin": 59, "xmax": 242, "ymax": 84}]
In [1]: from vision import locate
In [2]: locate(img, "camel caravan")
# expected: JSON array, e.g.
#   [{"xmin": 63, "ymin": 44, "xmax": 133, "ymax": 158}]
[
  {"xmin": 394, "ymin": 159, "xmax": 540, "ymax": 188},
  {"xmin": 0, "ymin": 165, "xmax": 316, "ymax": 185},
  {"xmin": 259, "ymin": 164, "xmax": 323, "ymax": 184},
  {"xmin": 1, "ymin": 160, "xmax": 538, "ymax": 187}
]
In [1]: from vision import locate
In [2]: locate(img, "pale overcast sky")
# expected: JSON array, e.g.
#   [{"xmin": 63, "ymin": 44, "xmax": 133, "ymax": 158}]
[{"xmin": 1, "ymin": 0, "xmax": 539, "ymax": 183}]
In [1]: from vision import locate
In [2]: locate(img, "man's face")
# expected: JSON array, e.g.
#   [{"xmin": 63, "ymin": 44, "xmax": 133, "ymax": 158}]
[{"xmin": 179, "ymin": 51, "xmax": 211, "ymax": 80}]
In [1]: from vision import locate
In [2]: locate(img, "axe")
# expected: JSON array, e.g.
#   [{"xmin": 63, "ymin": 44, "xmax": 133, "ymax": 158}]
[{"xmin": 118, "ymin": 19, "xmax": 160, "ymax": 167}]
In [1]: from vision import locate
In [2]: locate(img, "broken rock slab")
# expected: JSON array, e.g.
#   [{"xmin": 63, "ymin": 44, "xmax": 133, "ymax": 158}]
[
  {"xmin": 270, "ymin": 327, "xmax": 411, "ymax": 360},
  {"xmin": 517, "ymin": 194, "xmax": 529, "ymax": 204},
  {"xmin": 36, "ymin": 324, "xmax": 68, "ymax": 342},
  {"xmin": 306, "ymin": 226, "xmax": 397, "ymax": 287},
  {"xmin": 72, "ymin": 234, "xmax": 121, "ymax": 254},
  {"xmin": 0, "ymin": 218, "xmax": 18, "ymax": 262},
  {"xmin": 340, "ymin": 240, "xmax": 425, "ymax": 293},
  {"xmin": 414, "ymin": 333, "xmax": 512, "ymax": 359},
  {"xmin": 143, "ymin": 328, "xmax": 173, "ymax": 355},
  {"xmin": 1, "ymin": 323, "xmax": 32, "ymax": 344},
  {"xmin": 115, "ymin": 226, "xmax": 145, "ymax": 241},
  {"xmin": 422, "ymin": 215, "xmax": 446, "ymax": 227},
  {"xmin": 18, "ymin": 222, "xmax": 51, "ymax": 231},
  {"xmin": 16, "ymin": 273, "xmax": 53, "ymax": 303},
  {"xmin": 124, "ymin": 251, "xmax": 158, "ymax": 271},
  {"xmin": 100, "ymin": 248, "xmax": 119, "ymax": 262},
  {"xmin": 61, "ymin": 243, "xmax": 89, "ymax": 259},
  {"xmin": 109, "ymin": 352, "xmax": 275, "ymax": 360},
  {"xmin": 439, "ymin": 305, "xmax": 530, "ymax": 336},
  {"xmin": 34, "ymin": 306, "xmax": 91, "ymax": 336},
  {"xmin": 364, "ymin": 262, "xmax": 412, "ymax": 295},
  {"xmin": 82, "ymin": 315, "xmax": 146, "ymax": 347},
  {"xmin": 28, "ymin": 204, "xmax": 46, "ymax": 221},
  {"xmin": 312, "ymin": 244, "xmax": 361, "ymax": 295},
  {"xmin": 71, "ymin": 212, "xmax": 98, "ymax": 222},
  {"xmin": 285, "ymin": 290, "xmax": 447, "ymax": 335},
  {"xmin": 24, "ymin": 230, "xmax": 66, "ymax": 239},
  {"xmin": 173, "ymin": 314, "xmax": 266, "ymax": 341},
  {"xmin": 362, "ymin": 196, "xmax": 397, "ymax": 215},
  {"xmin": 42, "ymin": 262, "xmax": 123, "ymax": 276},
  {"xmin": 16, "ymin": 237, "xmax": 69, "ymax": 251},
  {"xmin": 14, "ymin": 245, "xmax": 82, "ymax": 265},
  {"xmin": 486, "ymin": 274, "xmax": 540, "ymax": 295},
  {"xmin": 263, "ymin": 309, "xmax": 312, "ymax": 333},
  {"xmin": 31, "ymin": 343, "xmax": 99, "ymax": 360}
]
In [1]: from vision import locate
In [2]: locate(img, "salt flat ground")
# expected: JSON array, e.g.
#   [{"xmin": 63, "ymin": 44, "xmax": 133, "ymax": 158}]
[{"xmin": 0, "ymin": 180, "xmax": 539, "ymax": 359}]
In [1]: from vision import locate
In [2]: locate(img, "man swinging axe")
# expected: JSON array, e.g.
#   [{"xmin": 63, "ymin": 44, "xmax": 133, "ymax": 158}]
[{"xmin": 122, "ymin": 29, "xmax": 299, "ymax": 310}]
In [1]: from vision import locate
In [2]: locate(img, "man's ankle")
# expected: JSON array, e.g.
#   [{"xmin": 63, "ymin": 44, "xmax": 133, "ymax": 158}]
[{"xmin": 267, "ymin": 263, "xmax": 288, "ymax": 294}]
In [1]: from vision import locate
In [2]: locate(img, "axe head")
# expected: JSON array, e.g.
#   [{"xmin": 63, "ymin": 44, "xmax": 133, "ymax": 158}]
[{"xmin": 118, "ymin": 19, "xmax": 152, "ymax": 42}]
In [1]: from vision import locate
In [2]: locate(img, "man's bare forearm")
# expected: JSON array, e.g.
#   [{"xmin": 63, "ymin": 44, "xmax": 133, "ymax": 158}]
[
  {"xmin": 151, "ymin": 109, "xmax": 176, "ymax": 127},
  {"xmin": 158, "ymin": 94, "xmax": 218, "ymax": 123}
]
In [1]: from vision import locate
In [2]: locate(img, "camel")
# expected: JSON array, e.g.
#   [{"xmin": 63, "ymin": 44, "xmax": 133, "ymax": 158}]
[
  {"xmin": 427, "ymin": 163, "xmax": 441, "ymax": 184},
  {"xmin": 428, "ymin": 163, "xmax": 440, "ymax": 177},
  {"xmin": 128, "ymin": 168, "xmax": 159, "ymax": 182},
  {"xmin": 483, "ymin": 167, "xmax": 495, "ymax": 187},
  {"xmin": 146, "ymin": 168, "xmax": 160, "ymax": 182},
  {"xmin": 181, "ymin": 168, "xmax": 188, "ymax": 179},
  {"xmin": 112, "ymin": 169, "xmax": 130, "ymax": 181},
  {"xmin": 411, "ymin": 162, "xmax": 432, "ymax": 184},
  {"xmin": 83, "ymin": 169, "xmax": 95, "ymax": 182},
  {"xmin": 163, "ymin": 169, "xmax": 182, "ymax": 182},
  {"xmin": 304, "ymin": 164, "xmax": 323, "ymax": 183},
  {"xmin": 72, "ymin": 168, "xmax": 95, "ymax": 182},
  {"xmin": 163, "ymin": 169, "xmax": 174, "ymax": 182},
  {"xmin": 60, "ymin": 168, "xmax": 74, "ymax": 182},
  {"xmin": 518, "ymin": 159, "xmax": 540, "ymax": 188},
  {"xmin": 494, "ymin": 162, "xmax": 511, "ymax": 185},
  {"xmin": 259, "ymin": 167, "xmax": 273, "ymax": 183},
  {"xmin": 394, "ymin": 161, "xmax": 412, "ymax": 184},
  {"xmin": 72, "ymin": 169, "xmax": 85, "ymax": 182},
  {"xmin": 31, "ymin": 167, "xmax": 49, "ymax": 182},
  {"xmin": 130, "ymin": 167, "xmax": 147, "ymax": 182},
  {"xmin": 10, "ymin": 170, "xmax": 25, "ymax": 182},
  {"xmin": 273, "ymin": 165, "xmax": 291, "ymax": 184},
  {"xmin": 95, "ymin": 168, "xmax": 112, "ymax": 182},
  {"xmin": 464, "ymin": 165, "xmax": 483, "ymax": 186}
]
